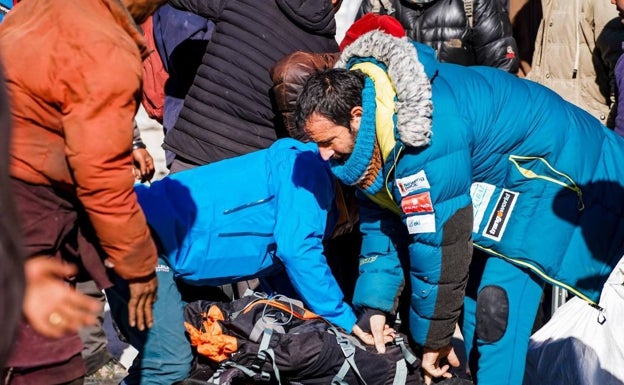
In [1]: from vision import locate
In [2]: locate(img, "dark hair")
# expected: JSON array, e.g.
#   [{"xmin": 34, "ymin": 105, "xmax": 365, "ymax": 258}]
[{"xmin": 295, "ymin": 68, "xmax": 366, "ymax": 132}]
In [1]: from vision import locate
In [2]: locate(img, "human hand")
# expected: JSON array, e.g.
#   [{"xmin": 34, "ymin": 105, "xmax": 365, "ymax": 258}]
[
  {"xmin": 23, "ymin": 257, "xmax": 102, "ymax": 338},
  {"xmin": 127, "ymin": 273, "xmax": 158, "ymax": 331},
  {"xmin": 132, "ymin": 147, "xmax": 155, "ymax": 183},
  {"xmin": 352, "ymin": 312, "xmax": 395, "ymax": 353},
  {"xmin": 422, "ymin": 345, "xmax": 460, "ymax": 385}
]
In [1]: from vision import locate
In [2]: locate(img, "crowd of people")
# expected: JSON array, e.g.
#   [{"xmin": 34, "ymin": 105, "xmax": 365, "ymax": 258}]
[{"xmin": 1, "ymin": 0, "xmax": 624, "ymax": 385}]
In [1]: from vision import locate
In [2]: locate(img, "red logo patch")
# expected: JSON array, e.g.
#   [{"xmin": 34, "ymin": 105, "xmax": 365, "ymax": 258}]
[
  {"xmin": 505, "ymin": 45, "xmax": 516, "ymax": 59},
  {"xmin": 401, "ymin": 192, "xmax": 433, "ymax": 214}
]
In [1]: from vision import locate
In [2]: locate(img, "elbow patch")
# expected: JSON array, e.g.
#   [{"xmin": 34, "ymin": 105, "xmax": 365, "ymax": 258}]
[{"xmin": 476, "ymin": 285, "xmax": 509, "ymax": 343}]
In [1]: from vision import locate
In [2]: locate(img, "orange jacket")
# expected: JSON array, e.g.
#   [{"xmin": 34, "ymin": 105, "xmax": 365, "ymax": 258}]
[{"xmin": 0, "ymin": 0, "xmax": 157, "ymax": 280}]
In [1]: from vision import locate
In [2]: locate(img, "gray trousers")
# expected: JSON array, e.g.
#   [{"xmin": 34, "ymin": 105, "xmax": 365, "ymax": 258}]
[{"xmin": 77, "ymin": 280, "xmax": 112, "ymax": 375}]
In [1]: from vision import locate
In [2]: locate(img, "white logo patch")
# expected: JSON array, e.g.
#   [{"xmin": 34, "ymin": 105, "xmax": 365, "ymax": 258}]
[
  {"xmin": 470, "ymin": 182, "xmax": 496, "ymax": 233},
  {"xmin": 396, "ymin": 170, "xmax": 430, "ymax": 197},
  {"xmin": 406, "ymin": 214, "xmax": 436, "ymax": 234}
]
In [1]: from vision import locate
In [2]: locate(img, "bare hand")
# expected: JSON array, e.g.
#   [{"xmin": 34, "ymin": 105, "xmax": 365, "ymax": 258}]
[
  {"xmin": 132, "ymin": 147, "xmax": 155, "ymax": 183},
  {"xmin": 352, "ymin": 313, "xmax": 395, "ymax": 353},
  {"xmin": 422, "ymin": 345, "xmax": 460, "ymax": 384},
  {"xmin": 127, "ymin": 273, "xmax": 158, "ymax": 331},
  {"xmin": 23, "ymin": 257, "xmax": 102, "ymax": 338}
]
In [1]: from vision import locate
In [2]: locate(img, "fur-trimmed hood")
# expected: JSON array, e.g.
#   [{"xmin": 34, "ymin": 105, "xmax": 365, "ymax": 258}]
[{"xmin": 335, "ymin": 30, "xmax": 433, "ymax": 148}]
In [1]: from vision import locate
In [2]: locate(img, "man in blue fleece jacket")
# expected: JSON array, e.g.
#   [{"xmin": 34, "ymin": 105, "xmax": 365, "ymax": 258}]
[{"xmin": 107, "ymin": 138, "xmax": 358, "ymax": 384}]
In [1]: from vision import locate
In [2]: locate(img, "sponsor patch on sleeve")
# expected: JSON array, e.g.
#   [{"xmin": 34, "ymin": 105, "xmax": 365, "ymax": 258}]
[
  {"xmin": 482, "ymin": 189, "xmax": 518, "ymax": 241},
  {"xmin": 401, "ymin": 192, "xmax": 434, "ymax": 214},
  {"xmin": 470, "ymin": 182, "xmax": 496, "ymax": 233},
  {"xmin": 406, "ymin": 214, "xmax": 436, "ymax": 234},
  {"xmin": 396, "ymin": 170, "xmax": 430, "ymax": 197}
]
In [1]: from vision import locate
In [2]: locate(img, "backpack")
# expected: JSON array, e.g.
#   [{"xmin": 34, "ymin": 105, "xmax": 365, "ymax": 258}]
[{"xmin": 180, "ymin": 292, "xmax": 424, "ymax": 385}]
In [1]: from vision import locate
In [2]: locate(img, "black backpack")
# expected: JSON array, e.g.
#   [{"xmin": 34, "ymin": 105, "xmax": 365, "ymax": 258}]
[{"xmin": 179, "ymin": 292, "xmax": 424, "ymax": 385}]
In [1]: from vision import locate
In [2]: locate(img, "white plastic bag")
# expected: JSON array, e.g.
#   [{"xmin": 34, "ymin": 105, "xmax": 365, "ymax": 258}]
[{"xmin": 524, "ymin": 264, "xmax": 624, "ymax": 385}]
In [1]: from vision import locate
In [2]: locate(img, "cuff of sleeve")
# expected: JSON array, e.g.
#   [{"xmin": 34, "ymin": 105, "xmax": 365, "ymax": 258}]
[
  {"xmin": 132, "ymin": 140, "xmax": 147, "ymax": 150},
  {"xmin": 356, "ymin": 307, "xmax": 386, "ymax": 333},
  {"xmin": 409, "ymin": 313, "xmax": 455, "ymax": 350},
  {"xmin": 331, "ymin": 308, "xmax": 357, "ymax": 334}
]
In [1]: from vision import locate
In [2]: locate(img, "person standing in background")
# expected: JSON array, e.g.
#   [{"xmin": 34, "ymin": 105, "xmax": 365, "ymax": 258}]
[
  {"xmin": 527, "ymin": 0, "xmax": 624, "ymax": 127},
  {"xmin": 611, "ymin": 0, "xmax": 624, "ymax": 136},
  {"xmin": 80, "ymin": 122, "xmax": 155, "ymax": 385},
  {"xmin": 356, "ymin": 0, "xmax": 520, "ymax": 73},
  {"xmin": 507, "ymin": 0, "xmax": 542, "ymax": 77},
  {"xmin": 163, "ymin": 0, "xmax": 343, "ymax": 171},
  {"xmin": 0, "ymin": 55, "xmax": 102, "ymax": 385},
  {"xmin": 0, "ymin": 0, "xmax": 166, "ymax": 383}
]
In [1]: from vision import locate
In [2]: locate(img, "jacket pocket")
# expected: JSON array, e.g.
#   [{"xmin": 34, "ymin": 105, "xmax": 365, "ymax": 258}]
[
  {"xmin": 412, "ymin": 277, "xmax": 434, "ymax": 300},
  {"xmin": 508, "ymin": 155, "xmax": 584, "ymax": 211},
  {"xmin": 219, "ymin": 195, "xmax": 275, "ymax": 237}
]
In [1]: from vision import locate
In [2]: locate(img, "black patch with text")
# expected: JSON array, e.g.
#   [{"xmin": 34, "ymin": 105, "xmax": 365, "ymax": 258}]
[{"xmin": 483, "ymin": 189, "xmax": 518, "ymax": 241}]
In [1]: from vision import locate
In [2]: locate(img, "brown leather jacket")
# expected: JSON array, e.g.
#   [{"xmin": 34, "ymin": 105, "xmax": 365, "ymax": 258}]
[{"xmin": 0, "ymin": 0, "xmax": 157, "ymax": 280}]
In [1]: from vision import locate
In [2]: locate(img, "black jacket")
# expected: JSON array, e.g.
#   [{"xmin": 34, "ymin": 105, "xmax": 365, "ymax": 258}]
[
  {"xmin": 359, "ymin": 0, "xmax": 519, "ymax": 72},
  {"xmin": 165, "ymin": 0, "xmax": 339, "ymax": 164}
]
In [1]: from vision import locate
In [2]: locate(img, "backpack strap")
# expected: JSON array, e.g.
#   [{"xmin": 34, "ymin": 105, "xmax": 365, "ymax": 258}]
[
  {"xmin": 328, "ymin": 327, "xmax": 369, "ymax": 385},
  {"xmin": 209, "ymin": 361, "xmax": 261, "ymax": 384},
  {"xmin": 392, "ymin": 334, "xmax": 420, "ymax": 384},
  {"xmin": 392, "ymin": 359, "xmax": 408, "ymax": 385},
  {"xmin": 249, "ymin": 327, "xmax": 281, "ymax": 384},
  {"xmin": 249, "ymin": 317, "xmax": 285, "ymax": 342},
  {"xmin": 332, "ymin": 360, "xmax": 352, "ymax": 385},
  {"xmin": 463, "ymin": 0, "xmax": 473, "ymax": 28},
  {"xmin": 393, "ymin": 335, "xmax": 419, "ymax": 366},
  {"xmin": 258, "ymin": 328, "xmax": 282, "ymax": 384}
]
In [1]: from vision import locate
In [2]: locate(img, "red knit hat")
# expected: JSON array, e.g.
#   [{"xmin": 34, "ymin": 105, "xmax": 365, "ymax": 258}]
[{"xmin": 339, "ymin": 13, "xmax": 406, "ymax": 51}]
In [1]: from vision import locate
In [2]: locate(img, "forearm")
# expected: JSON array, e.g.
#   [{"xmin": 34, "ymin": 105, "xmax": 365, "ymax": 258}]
[
  {"xmin": 352, "ymin": 201, "xmax": 405, "ymax": 314},
  {"xmin": 283, "ymin": 249, "xmax": 357, "ymax": 331},
  {"xmin": 410, "ymin": 204, "xmax": 473, "ymax": 349}
]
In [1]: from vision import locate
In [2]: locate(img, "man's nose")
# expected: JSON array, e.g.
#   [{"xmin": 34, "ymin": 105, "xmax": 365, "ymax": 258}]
[{"xmin": 319, "ymin": 147, "xmax": 334, "ymax": 161}]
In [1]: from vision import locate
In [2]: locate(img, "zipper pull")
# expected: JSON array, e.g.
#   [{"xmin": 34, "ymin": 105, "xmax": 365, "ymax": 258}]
[
  {"xmin": 576, "ymin": 188, "xmax": 584, "ymax": 211},
  {"xmin": 590, "ymin": 303, "xmax": 606, "ymax": 325}
]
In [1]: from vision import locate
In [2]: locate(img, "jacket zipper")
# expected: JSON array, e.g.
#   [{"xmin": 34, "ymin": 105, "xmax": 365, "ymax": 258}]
[
  {"xmin": 387, "ymin": 145, "xmax": 404, "ymax": 206},
  {"xmin": 220, "ymin": 196, "xmax": 275, "ymax": 237},
  {"xmin": 508, "ymin": 155, "xmax": 584, "ymax": 210},
  {"xmin": 223, "ymin": 196, "xmax": 275, "ymax": 215},
  {"xmin": 473, "ymin": 243, "xmax": 602, "ymax": 311}
]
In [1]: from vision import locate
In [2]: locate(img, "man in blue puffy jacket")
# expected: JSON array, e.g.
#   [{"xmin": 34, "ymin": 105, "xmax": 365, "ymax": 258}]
[
  {"xmin": 106, "ymin": 138, "xmax": 358, "ymax": 385},
  {"xmin": 297, "ymin": 30, "xmax": 624, "ymax": 385}
]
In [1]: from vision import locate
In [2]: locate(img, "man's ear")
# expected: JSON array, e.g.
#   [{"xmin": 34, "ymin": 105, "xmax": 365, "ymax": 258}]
[{"xmin": 350, "ymin": 106, "xmax": 363, "ymax": 132}]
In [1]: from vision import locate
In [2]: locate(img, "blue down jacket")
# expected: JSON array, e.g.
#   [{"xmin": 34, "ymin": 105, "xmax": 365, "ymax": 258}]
[
  {"xmin": 337, "ymin": 31, "xmax": 624, "ymax": 349},
  {"xmin": 135, "ymin": 139, "xmax": 357, "ymax": 331}
]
